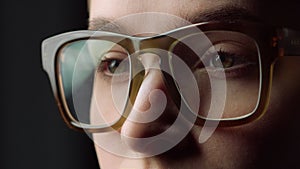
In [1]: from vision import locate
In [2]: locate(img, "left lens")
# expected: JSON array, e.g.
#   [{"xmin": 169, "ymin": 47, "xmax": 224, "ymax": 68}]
[{"xmin": 58, "ymin": 39, "xmax": 131, "ymax": 128}]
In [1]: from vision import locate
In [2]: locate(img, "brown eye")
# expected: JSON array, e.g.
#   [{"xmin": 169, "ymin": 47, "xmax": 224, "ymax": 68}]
[
  {"xmin": 211, "ymin": 51, "xmax": 234, "ymax": 68},
  {"xmin": 97, "ymin": 50, "xmax": 129, "ymax": 76},
  {"xmin": 99, "ymin": 58, "xmax": 129, "ymax": 76},
  {"xmin": 107, "ymin": 59, "xmax": 121, "ymax": 74}
]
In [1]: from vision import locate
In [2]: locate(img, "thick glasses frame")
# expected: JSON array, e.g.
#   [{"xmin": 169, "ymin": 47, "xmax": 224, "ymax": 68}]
[{"xmin": 42, "ymin": 21, "xmax": 300, "ymax": 132}]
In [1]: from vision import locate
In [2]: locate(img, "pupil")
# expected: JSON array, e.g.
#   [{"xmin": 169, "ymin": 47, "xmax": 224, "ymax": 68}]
[
  {"xmin": 108, "ymin": 60, "xmax": 119, "ymax": 73},
  {"xmin": 213, "ymin": 54, "xmax": 234, "ymax": 68}
]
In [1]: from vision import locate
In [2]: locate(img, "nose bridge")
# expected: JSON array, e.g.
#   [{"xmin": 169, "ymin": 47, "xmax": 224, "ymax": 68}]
[
  {"xmin": 120, "ymin": 51, "xmax": 181, "ymax": 141},
  {"xmin": 133, "ymin": 64, "xmax": 165, "ymax": 114},
  {"xmin": 119, "ymin": 51, "xmax": 183, "ymax": 153},
  {"xmin": 130, "ymin": 52, "xmax": 166, "ymax": 107},
  {"xmin": 126, "ymin": 50, "xmax": 182, "ymax": 122}
]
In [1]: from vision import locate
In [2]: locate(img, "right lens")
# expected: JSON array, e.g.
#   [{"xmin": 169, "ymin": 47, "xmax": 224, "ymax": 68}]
[
  {"xmin": 170, "ymin": 31, "xmax": 261, "ymax": 120},
  {"xmin": 57, "ymin": 39, "xmax": 131, "ymax": 127}
]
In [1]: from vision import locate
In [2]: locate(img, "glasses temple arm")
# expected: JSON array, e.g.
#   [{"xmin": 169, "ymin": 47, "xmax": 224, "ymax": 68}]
[{"xmin": 276, "ymin": 28, "xmax": 300, "ymax": 56}]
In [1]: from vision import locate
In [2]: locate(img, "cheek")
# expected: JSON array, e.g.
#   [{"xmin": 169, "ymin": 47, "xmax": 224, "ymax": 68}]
[
  {"xmin": 196, "ymin": 74, "xmax": 260, "ymax": 119},
  {"xmin": 198, "ymin": 59, "xmax": 300, "ymax": 167},
  {"xmin": 189, "ymin": 125, "xmax": 265, "ymax": 169},
  {"xmin": 90, "ymin": 74, "xmax": 129, "ymax": 125},
  {"xmin": 222, "ymin": 77, "xmax": 260, "ymax": 118},
  {"xmin": 265, "ymin": 56, "xmax": 300, "ymax": 125},
  {"xmin": 90, "ymin": 82, "xmax": 118, "ymax": 125},
  {"xmin": 272, "ymin": 57, "xmax": 300, "ymax": 94}
]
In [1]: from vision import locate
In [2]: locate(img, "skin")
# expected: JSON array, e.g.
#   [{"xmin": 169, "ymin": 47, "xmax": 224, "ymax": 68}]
[{"xmin": 88, "ymin": 0, "xmax": 300, "ymax": 168}]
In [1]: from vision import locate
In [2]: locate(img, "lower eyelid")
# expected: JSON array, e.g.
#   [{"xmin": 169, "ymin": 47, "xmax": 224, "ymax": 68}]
[
  {"xmin": 96, "ymin": 70, "xmax": 130, "ymax": 83},
  {"xmin": 206, "ymin": 63, "xmax": 257, "ymax": 79},
  {"xmin": 97, "ymin": 61, "xmax": 108, "ymax": 73}
]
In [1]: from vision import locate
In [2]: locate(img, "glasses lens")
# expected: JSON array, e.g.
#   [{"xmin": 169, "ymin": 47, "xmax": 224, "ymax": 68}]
[
  {"xmin": 170, "ymin": 31, "xmax": 261, "ymax": 120},
  {"xmin": 58, "ymin": 39, "xmax": 130, "ymax": 127}
]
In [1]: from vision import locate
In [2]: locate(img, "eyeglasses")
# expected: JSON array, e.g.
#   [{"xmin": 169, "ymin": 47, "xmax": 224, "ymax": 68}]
[{"xmin": 41, "ymin": 21, "xmax": 300, "ymax": 133}]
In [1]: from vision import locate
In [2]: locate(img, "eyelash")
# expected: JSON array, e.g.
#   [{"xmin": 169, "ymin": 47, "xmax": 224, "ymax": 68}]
[
  {"xmin": 201, "ymin": 49, "xmax": 258, "ymax": 79},
  {"xmin": 97, "ymin": 57, "xmax": 130, "ymax": 83},
  {"xmin": 98, "ymin": 58, "xmax": 118, "ymax": 73}
]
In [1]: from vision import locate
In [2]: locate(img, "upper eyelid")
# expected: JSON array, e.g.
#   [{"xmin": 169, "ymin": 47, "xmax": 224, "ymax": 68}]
[
  {"xmin": 105, "ymin": 50, "xmax": 128, "ymax": 55},
  {"xmin": 101, "ymin": 51, "xmax": 128, "ymax": 61}
]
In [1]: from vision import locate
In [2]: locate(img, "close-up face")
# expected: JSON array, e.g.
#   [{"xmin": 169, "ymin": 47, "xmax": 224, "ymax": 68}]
[
  {"xmin": 85, "ymin": 0, "xmax": 300, "ymax": 169},
  {"xmin": 87, "ymin": 0, "xmax": 300, "ymax": 169},
  {"xmin": 41, "ymin": 0, "xmax": 300, "ymax": 169}
]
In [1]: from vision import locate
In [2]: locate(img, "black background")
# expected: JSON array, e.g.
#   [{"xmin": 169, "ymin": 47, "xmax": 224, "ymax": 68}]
[{"xmin": 1, "ymin": 0, "xmax": 99, "ymax": 169}]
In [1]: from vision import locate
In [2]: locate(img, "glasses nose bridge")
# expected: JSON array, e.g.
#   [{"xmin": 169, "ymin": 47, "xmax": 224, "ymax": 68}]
[
  {"xmin": 127, "ymin": 54, "xmax": 182, "ymax": 121},
  {"xmin": 128, "ymin": 37, "xmax": 182, "ymax": 108},
  {"xmin": 129, "ymin": 35, "xmax": 176, "ymax": 72},
  {"xmin": 125, "ymin": 35, "xmax": 183, "ymax": 108},
  {"xmin": 135, "ymin": 35, "xmax": 175, "ymax": 51}
]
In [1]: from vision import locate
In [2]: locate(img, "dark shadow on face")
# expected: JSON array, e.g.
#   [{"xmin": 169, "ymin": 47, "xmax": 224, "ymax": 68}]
[{"xmin": 254, "ymin": 56, "xmax": 300, "ymax": 169}]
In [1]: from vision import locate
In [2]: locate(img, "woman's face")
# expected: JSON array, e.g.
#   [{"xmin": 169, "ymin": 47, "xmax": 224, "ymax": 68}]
[{"xmin": 88, "ymin": 0, "xmax": 300, "ymax": 168}]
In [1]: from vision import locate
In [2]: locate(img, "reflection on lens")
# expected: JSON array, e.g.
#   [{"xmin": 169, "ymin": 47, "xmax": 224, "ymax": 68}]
[
  {"xmin": 170, "ymin": 31, "xmax": 261, "ymax": 120},
  {"xmin": 58, "ymin": 39, "xmax": 131, "ymax": 127}
]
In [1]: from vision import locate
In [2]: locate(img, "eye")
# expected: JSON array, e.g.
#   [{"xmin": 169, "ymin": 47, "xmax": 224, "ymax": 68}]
[
  {"xmin": 210, "ymin": 50, "xmax": 235, "ymax": 68},
  {"xmin": 201, "ymin": 45, "xmax": 258, "ymax": 79},
  {"xmin": 103, "ymin": 59, "xmax": 123, "ymax": 74},
  {"xmin": 97, "ymin": 51, "xmax": 129, "ymax": 77}
]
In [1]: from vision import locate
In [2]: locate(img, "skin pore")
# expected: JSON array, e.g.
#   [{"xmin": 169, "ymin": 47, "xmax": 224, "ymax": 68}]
[{"xmin": 88, "ymin": 0, "xmax": 300, "ymax": 169}]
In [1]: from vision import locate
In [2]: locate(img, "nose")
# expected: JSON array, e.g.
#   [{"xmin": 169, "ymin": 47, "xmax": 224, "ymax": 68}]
[{"xmin": 120, "ymin": 53, "xmax": 185, "ymax": 152}]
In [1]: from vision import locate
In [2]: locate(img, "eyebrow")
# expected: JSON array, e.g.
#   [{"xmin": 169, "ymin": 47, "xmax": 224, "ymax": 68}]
[
  {"xmin": 88, "ymin": 18, "xmax": 122, "ymax": 32},
  {"xmin": 187, "ymin": 6, "xmax": 260, "ymax": 23},
  {"xmin": 88, "ymin": 6, "xmax": 260, "ymax": 32}
]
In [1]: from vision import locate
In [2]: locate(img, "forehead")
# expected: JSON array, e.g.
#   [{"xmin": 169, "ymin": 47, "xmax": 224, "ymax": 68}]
[
  {"xmin": 89, "ymin": 0, "xmax": 260, "ymax": 34},
  {"xmin": 89, "ymin": 0, "xmax": 259, "ymax": 20}
]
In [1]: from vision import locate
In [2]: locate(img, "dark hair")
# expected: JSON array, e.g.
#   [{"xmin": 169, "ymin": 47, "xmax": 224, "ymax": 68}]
[{"xmin": 260, "ymin": 0, "xmax": 300, "ymax": 29}]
